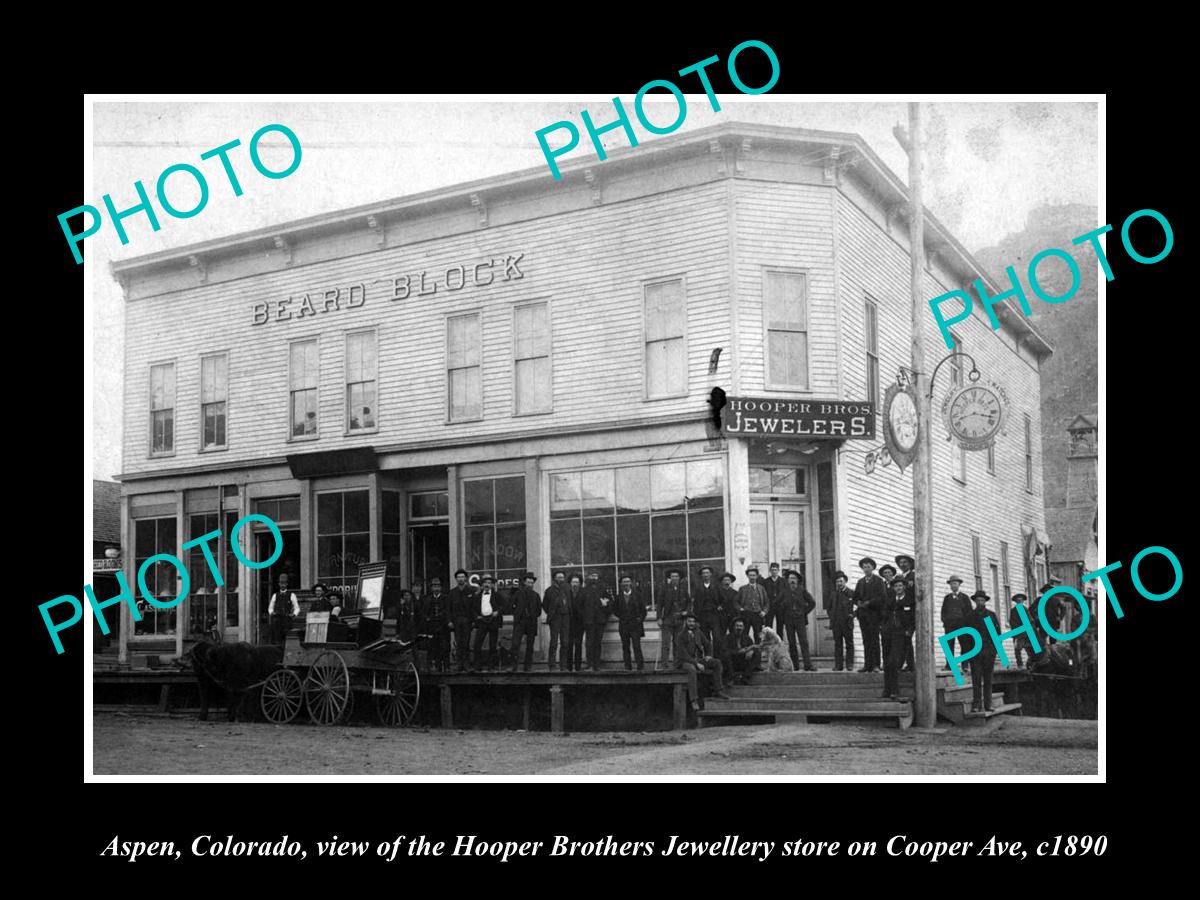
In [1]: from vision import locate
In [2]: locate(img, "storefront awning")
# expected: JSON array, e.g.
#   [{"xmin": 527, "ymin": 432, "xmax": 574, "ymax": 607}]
[{"xmin": 286, "ymin": 447, "xmax": 378, "ymax": 479}]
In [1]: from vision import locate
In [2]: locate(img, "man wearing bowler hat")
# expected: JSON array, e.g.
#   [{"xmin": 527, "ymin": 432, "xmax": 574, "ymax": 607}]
[
  {"xmin": 449, "ymin": 568, "xmax": 476, "ymax": 672},
  {"xmin": 882, "ymin": 577, "xmax": 916, "ymax": 700},
  {"xmin": 675, "ymin": 611, "xmax": 729, "ymax": 710},
  {"xmin": 877, "ymin": 563, "xmax": 898, "ymax": 667},
  {"xmin": 1010, "ymin": 592, "xmax": 1033, "ymax": 668},
  {"xmin": 941, "ymin": 576, "xmax": 973, "ymax": 675},
  {"xmin": 657, "ymin": 568, "xmax": 690, "ymax": 669},
  {"xmin": 614, "ymin": 573, "xmax": 647, "ymax": 670},
  {"xmin": 965, "ymin": 590, "xmax": 999, "ymax": 712},
  {"xmin": 567, "ymin": 573, "xmax": 588, "ymax": 672},
  {"xmin": 583, "ymin": 571, "xmax": 613, "ymax": 671},
  {"xmin": 471, "ymin": 574, "xmax": 503, "ymax": 672},
  {"xmin": 717, "ymin": 571, "xmax": 740, "ymax": 637},
  {"xmin": 541, "ymin": 570, "xmax": 571, "ymax": 671},
  {"xmin": 509, "ymin": 572, "xmax": 542, "ymax": 673},
  {"xmin": 692, "ymin": 565, "xmax": 722, "ymax": 645},
  {"xmin": 828, "ymin": 570, "xmax": 855, "ymax": 671},
  {"xmin": 762, "ymin": 562, "xmax": 786, "ymax": 634},
  {"xmin": 895, "ymin": 553, "xmax": 918, "ymax": 671},
  {"xmin": 421, "ymin": 576, "xmax": 452, "ymax": 672},
  {"xmin": 853, "ymin": 557, "xmax": 886, "ymax": 672},
  {"xmin": 738, "ymin": 565, "xmax": 769, "ymax": 643}
]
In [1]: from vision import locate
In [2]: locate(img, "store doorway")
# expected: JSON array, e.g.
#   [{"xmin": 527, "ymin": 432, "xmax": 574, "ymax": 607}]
[
  {"xmin": 749, "ymin": 502, "xmax": 824, "ymax": 655},
  {"xmin": 409, "ymin": 524, "xmax": 449, "ymax": 595}
]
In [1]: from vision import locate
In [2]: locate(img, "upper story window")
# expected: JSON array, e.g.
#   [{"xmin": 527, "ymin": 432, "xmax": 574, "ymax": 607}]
[
  {"xmin": 513, "ymin": 302, "xmax": 551, "ymax": 415},
  {"xmin": 447, "ymin": 312, "xmax": 482, "ymax": 422},
  {"xmin": 149, "ymin": 362, "xmax": 175, "ymax": 456},
  {"xmin": 864, "ymin": 296, "xmax": 879, "ymax": 408},
  {"xmin": 644, "ymin": 278, "xmax": 687, "ymax": 398},
  {"xmin": 345, "ymin": 330, "xmax": 377, "ymax": 432},
  {"xmin": 289, "ymin": 339, "xmax": 319, "ymax": 439},
  {"xmin": 764, "ymin": 269, "xmax": 808, "ymax": 390},
  {"xmin": 200, "ymin": 353, "xmax": 227, "ymax": 451}
]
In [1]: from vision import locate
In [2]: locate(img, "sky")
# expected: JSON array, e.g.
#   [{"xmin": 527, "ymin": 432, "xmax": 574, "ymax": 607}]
[{"xmin": 89, "ymin": 98, "xmax": 1098, "ymax": 481}]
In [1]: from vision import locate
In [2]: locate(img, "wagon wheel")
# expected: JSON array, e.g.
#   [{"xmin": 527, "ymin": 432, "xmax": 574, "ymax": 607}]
[
  {"xmin": 260, "ymin": 668, "xmax": 303, "ymax": 724},
  {"xmin": 304, "ymin": 651, "xmax": 351, "ymax": 725},
  {"xmin": 376, "ymin": 661, "xmax": 421, "ymax": 727}
]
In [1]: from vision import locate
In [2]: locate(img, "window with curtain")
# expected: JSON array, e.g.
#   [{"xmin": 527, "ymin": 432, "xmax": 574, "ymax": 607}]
[
  {"xmin": 549, "ymin": 459, "xmax": 724, "ymax": 609},
  {"xmin": 765, "ymin": 270, "xmax": 808, "ymax": 389},
  {"xmin": 289, "ymin": 339, "xmax": 319, "ymax": 438},
  {"xmin": 447, "ymin": 313, "xmax": 482, "ymax": 421},
  {"xmin": 149, "ymin": 363, "xmax": 175, "ymax": 455},
  {"xmin": 513, "ymin": 302, "xmax": 551, "ymax": 414},
  {"xmin": 200, "ymin": 354, "xmax": 227, "ymax": 450},
  {"xmin": 644, "ymin": 279, "xmax": 687, "ymax": 398},
  {"xmin": 345, "ymin": 330, "xmax": 377, "ymax": 431}
]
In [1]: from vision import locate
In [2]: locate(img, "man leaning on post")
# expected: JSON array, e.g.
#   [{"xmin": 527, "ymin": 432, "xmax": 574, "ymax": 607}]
[{"xmin": 675, "ymin": 611, "xmax": 729, "ymax": 711}]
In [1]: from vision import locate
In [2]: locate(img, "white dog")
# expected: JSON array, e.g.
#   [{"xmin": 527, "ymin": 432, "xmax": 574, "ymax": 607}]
[{"xmin": 761, "ymin": 627, "xmax": 794, "ymax": 672}]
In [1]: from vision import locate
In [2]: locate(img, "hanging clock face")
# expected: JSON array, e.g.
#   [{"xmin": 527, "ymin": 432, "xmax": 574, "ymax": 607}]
[
  {"xmin": 942, "ymin": 381, "xmax": 1008, "ymax": 451},
  {"xmin": 882, "ymin": 382, "xmax": 920, "ymax": 471}
]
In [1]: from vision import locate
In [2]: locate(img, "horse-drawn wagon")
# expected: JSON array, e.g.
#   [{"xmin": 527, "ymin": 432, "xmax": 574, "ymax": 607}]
[{"xmin": 259, "ymin": 562, "xmax": 422, "ymax": 726}]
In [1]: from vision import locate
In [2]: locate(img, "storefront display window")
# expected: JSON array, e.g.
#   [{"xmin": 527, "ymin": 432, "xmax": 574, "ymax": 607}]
[
  {"xmin": 550, "ymin": 459, "xmax": 725, "ymax": 608},
  {"xmin": 464, "ymin": 476, "xmax": 526, "ymax": 587},
  {"xmin": 134, "ymin": 517, "xmax": 177, "ymax": 636},
  {"xmin": 317, "ymin": 489, "xmax": 370, "ymax": 602}
]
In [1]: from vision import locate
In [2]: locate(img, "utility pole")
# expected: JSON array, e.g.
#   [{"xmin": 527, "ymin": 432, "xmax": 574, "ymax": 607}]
[{"xmin": 904, "ymin": 102, "xmax": 938, "ymax": 729}]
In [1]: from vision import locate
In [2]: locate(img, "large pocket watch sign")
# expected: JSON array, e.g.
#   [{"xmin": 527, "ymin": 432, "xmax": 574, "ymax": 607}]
[
  {"xmin": 882, "ymin": 381, "xmax": 920, "ymax": 472},
  {"xmin": 941, "ymin": 379, "xmax": 1010, "ymax": 451}
]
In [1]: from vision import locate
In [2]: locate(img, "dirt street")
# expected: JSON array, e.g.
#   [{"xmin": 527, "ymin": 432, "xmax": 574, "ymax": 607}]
[{"xmin": 92, "ymin": 711, "xmax": 1097, "ymax": 776}]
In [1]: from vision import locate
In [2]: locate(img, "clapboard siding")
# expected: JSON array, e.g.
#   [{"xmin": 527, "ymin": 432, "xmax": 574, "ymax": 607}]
[
  {"xmin": 732, "ymin": 181, "xmax": 839, "ymax": 396},
  {"xmin": 835, "ymin": 193, "xmax": 1047, "ymax": 666},
  {"xmin": 123, "ymin": 182, "xmax": 734, "ymax": 475}
]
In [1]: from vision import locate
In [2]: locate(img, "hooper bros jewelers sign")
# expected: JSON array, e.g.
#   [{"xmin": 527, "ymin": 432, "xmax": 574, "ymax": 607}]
[{"xmin": 723, "ymin": 397, "xmax": 875, "ymax": 439}]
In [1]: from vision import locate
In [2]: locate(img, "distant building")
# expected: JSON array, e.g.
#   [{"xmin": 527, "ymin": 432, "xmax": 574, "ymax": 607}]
[
  {"xmin": 92, "ymin": 480, "xmax": 122, "ymax": 653},
  {"xmin": 1047, "ymin": 414, "xmax": 1099, "ymax": 590}
]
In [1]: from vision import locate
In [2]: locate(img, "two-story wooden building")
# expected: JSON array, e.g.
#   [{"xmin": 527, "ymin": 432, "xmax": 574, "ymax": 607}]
[{"xmin": 109, "ymin": 121, "xmax": 1051, "ymax": 667}]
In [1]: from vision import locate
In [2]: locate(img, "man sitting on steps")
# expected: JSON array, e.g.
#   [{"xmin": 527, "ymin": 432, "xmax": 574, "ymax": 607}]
[{"xmin": 675, "ymin": 612, "xmax": 729, "ymax": 711}]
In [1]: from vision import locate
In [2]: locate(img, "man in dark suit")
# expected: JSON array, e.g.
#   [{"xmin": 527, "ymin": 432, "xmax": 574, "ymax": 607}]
[
  {"xmin": 508, "ymin": 572, "xmax": 541, "ymax": 673},
  {"xmin": 781, "ymin": 569, "xmax": 817, "ymax": 671},
  {"xmin": 675, "ymin": 612, "xmax": 729, "ymax": 710},
  {"xmin": 895, "ymin": 554, "xmax": 917, "ymax": 671},
  {"xmin": 541, "ymin": 570, "xmax": 571, "ymax": 671},
  {"xmin": 1009, "ymin": 593, "xmax": 1033, "ymax": 668},
  {"xmin": 567, "ymin": 573, "xmax": 587, "ymax": 672},
  {"xmin": 471, "ymin": 574, "xmax": 503, "ymax": 672},
  {"xmin": 738, "ymin": 565, "xmax": 769, "ymax": 643},
  {"xmin": 583, "ymin": 571, "xmax": 613, "ymax": 671},
  {"xmin": 722, "ymin": 617, "xmax": 761, "ymax": 685},
  {"xmin": 420, "ymin": 576, "xmax": 451, "ymax": 672},
  {"xmin": 657, "ymin": 568, "xmax": 690, "ymax": 669},
  {"xmin": 965, "ymin": 590, "xmax": 999, "ymax": 712},
  {"xmin": 692, "ymin": 565, "xmax": 722, "ymax": 646},
  {"xmin": 717, "ymin": 571, "xmax": 740, "ymax": 638},
  {"xmin": 614, "ymin": 574, "xmax": 647, "ymax": 671},
  {"xmin": 828, "ymin": 570, "xmax": 855, "ymax": 672},
  {"xmin": 853, "ymin": 557, "xmax": 887, "ymax": 673},
  {"xmin": 762, "ymin": 562, "xmax": 786, "ymax": 634},
  {"xmin": 882, "ymin": 578, "xmax": 916, "ymax": 700},
  {"xmin": 449, "ymin": 568, "xmax": 476, "ymax": 672},
  {"xmin": 877, "ymin": 564, "xmax": 898, "ymax": 668},
  {"xmin": 940, "ymin": 576, "xmax": 973, "ymax": 675}
]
